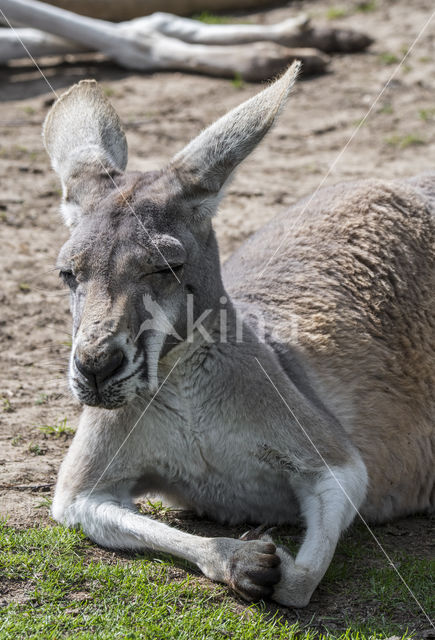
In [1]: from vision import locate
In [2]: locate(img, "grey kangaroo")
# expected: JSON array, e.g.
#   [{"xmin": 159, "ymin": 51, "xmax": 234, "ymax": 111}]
[{"xmin": 44, "ymin": 63, "xmax": 434, "ymax": 607}]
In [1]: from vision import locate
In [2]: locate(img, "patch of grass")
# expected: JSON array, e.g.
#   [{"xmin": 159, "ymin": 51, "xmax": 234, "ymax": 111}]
[
  {"xmin": 37, "ymin": 417, "xmax": 74, "ymax": 437},
  {"xmin": 0, "ymin": 524, "xmax": 302, "ymax": 640},
  {"xmin": 11, "ymin": 435, "xmax": 23, "ymax": 446},
  {"xmin": 326, "ymin": 7, "xmax": 348, "ymax": 19},
  {"xmin": 0, "ymin": 522, "xmax": 431, "ymax": 639},
  {"xmin": 368, "ymin": 556, "xmax": 432, "ymax": 613},
  {"xmin": 28, "ymin": 443, "xmax": 46, "ymax": 456},
  {"xmin": 378, "ymin": 52, "xmax": 400, "ymax": 65},
  {"xmin": 385, "ymin": 134, "xmax": 426, "ymax": 149},
  {"xmin": 35, "ymin": 393, "xmax": 48, "ymax": 406},
  {"xmin": 192, "ymin": 11, "xmax": 231, "ymax": 24},
  {"xmin": 356, "ymin": 1, "xmax": 377, "ymax": 12},
  {"xmin": 379, "ymin": 103, "xmax": 393, "ymax": 114},
  {"xmin": 141, "ymin": 499, "xmax": 173, "ymax": 519},
  {"xmin": 22, "ymin": 105, "xmax": 36, "ymax": 115},
  {"xmin": 35, "ymin": 498, "xmax": 53, "ymax": 510},
  {"xmin": 1, "ymin": 396, "xmax": 14, "ymax": 413},
  {"xmin": 231, "ymin": 72, "xmax": 245, "ymax": 90},
  {"xmin": 353, "ymin": 117, "xmax": 367, "ymax": 128},
  {"xmin": 18, "ymin": 282, "xmax": 31, "ymax": 293},
  {"xmin": 419, "ymin": 107, "xmax": 435, "ymax": 122}
]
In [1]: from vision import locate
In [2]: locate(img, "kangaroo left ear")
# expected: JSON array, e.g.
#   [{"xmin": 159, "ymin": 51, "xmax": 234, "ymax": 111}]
[
  {"xmin": 169, "ymin": 61, "xmax": 300, "ymax": 221},
  {"xmin": 43, "ymin": 79, "xmax": 128, "ymax": 226}
]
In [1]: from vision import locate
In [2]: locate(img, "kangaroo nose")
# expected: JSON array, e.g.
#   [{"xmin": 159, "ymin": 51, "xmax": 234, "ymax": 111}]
[{"xmin": 74, "ymin": 349, "xmax": 125, "ymax": 387}]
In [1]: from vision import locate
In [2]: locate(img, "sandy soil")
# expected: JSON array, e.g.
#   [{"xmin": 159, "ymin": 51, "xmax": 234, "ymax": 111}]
[{"xmin": 0, "ymin": 0, "xmax": 434, "ymax": 633}]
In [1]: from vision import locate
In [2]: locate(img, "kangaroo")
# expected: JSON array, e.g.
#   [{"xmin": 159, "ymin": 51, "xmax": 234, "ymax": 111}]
[{"xmin": 44, "ymin": 64, "xmax": 434, "ymax": 607}]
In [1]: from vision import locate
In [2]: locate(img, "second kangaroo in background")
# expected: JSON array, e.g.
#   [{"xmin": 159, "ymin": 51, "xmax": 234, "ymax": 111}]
[{"xmin": 44, "ymin": 63, "xmax": 434, "ymax": 607}]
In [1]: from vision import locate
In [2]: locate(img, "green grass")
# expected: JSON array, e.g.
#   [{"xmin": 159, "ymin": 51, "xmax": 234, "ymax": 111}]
[
  {"xmin": 326, "ymin": 7, "xmax": 348, "ymax": 20},
  {"xmin": 37, "ymin": 417, "xmax": 74, "ymax": 437},
  {"xmin": 35, "ymin": 393, "xmax": 48, "ymax": 406},
  {"xmin": 0, "ymin": 524, "xmax": 301, "ymax": 640},
  {"xmin": 192, "ymin": 11, "xmax": 231, "ymax": 24},
  {"xmin": 355, "ymin": 1, "xmax": 377, "ymax": 12},
  {"xmin": 231, "ymin": 72, "xmax": 245, "ymax": 90},
  {"xmin": 1, "ymin": 395, "xmax": 13, "ymax": 413},
  {"xmin": 191, "ymin": 11, "xmax": 251, "ymax": 26},
  {"xmin": 385, "ymin": 134, "xmax": 426, "ymax": 149},
  {"xmin": 0, "ymin": 522, "xmax": 432, "ymax": 639},
  {"xmin": 379, "ymin": 103, "xmax": 393, "ymax": 114},
  {"xmin": 321, "ymin": 531, "xmax": 434, "ymax": 630},
  {"xmin": 419, "ymin": 107, "xmax": 435, "ymax": 122},
  {"xmin": 378, "ymin": 52, "xmax": 400, "ymax": 65},
  {"xmin": 326, "ymin": 2, "xmax": 376, "ymax": 18},
  {"xmin": 28, "ymin": 443, "xmax": 46, "ymax": 456}
]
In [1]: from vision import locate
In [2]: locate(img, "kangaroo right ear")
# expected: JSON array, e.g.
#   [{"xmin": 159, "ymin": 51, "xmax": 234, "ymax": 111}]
[
  {"xmin": 170, "ymin": 61, "xmax": 300, "ymax": 223},
  {"xmin": 43, "ymin": 80, "xmax": 128, "ymax": 226}
]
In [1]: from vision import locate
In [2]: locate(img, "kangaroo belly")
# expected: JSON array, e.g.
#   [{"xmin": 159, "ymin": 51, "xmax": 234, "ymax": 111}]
[{"xmin": 132, "ymin": 463, "xmax": 300, "ymax": 526}]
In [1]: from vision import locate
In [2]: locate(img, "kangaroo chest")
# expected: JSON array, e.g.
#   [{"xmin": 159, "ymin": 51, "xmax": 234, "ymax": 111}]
[{"xmin": 127, "ymin": 378, "xmax": 299, "ymax": 526}]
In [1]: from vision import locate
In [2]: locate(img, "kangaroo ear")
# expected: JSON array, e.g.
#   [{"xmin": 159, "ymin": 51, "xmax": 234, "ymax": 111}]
[
  {"xmin": 170, "ymin": 61, "xmax": 300, "ymax": 221},
  {"xmin": 43, "ymin": 80, "xmax": 128, "ymax": 226}
]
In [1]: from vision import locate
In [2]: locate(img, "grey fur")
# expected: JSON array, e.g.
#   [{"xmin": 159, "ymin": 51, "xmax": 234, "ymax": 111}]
[{"xmin": 43, "ymin": 64, "xmax": 434, "ymax": 607}]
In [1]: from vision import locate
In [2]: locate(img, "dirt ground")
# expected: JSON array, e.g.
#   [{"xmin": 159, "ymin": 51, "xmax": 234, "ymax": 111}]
[{"xmin": 0, "ymin": 0, "xmax": 434, "ymax": 633}]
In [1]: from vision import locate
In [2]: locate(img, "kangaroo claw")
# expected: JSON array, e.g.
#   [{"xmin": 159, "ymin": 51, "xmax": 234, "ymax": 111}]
[{"xmin": 240, "ymin": 524, "xmax": 274, "ymax": 541}]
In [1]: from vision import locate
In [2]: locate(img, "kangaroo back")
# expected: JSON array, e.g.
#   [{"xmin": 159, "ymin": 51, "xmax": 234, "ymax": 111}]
[{"xmin": 224, "ymin": 176, "xmax": 435, "ymax": 521}]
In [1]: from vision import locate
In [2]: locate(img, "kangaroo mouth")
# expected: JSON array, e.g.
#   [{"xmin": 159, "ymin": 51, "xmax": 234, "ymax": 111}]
[
  {"xmin": 70, "ymin": 378, "xmax": 129, "ymax": 409},
  {"xmin": 85, "ymin": 391, "xmax": 128, "ymax": 410},
  {"xmin": 95, "ymin": 397, "xmax": 129, "ymax": 410},
  {"xmin": 70, "ymin": 363, "xmax": 146, "ymax": 409}
]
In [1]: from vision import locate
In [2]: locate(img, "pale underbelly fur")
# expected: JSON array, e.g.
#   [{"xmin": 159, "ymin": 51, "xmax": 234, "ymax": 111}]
[
  {"xmin": 128, "ymin": 393, "xmax": 301, "ymax": 526},
  {"xmin": 133, "ymin": 461, "xmax": 301, "ymax": 526}
]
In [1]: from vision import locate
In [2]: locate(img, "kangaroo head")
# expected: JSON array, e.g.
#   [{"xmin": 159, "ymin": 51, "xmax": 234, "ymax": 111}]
[{"xmin": 43, "ymin": 63, "xmax": 299, "ymax": 409}]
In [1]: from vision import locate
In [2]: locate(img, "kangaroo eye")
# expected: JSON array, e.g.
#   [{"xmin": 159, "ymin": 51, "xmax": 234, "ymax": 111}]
[
  {"xmin": 59, "ymin": 270, "xmax": 77, "ymax": 288},
  {"xmin": 140, "ymin": 264, "xmax": 184, "ymax": 280},
  {"xmin": 154, "ymin": 264, "xmax": 184, "ymax": 276}
]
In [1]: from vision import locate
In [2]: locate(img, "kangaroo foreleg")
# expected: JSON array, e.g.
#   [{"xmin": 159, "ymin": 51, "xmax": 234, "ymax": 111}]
[
  {"xmin": 53, "ymin": 489, "xmax": 281, "ymax": 601},
  {"xmin": 246, "ymin": 460, "xmax": 368, "ymax": 607}
]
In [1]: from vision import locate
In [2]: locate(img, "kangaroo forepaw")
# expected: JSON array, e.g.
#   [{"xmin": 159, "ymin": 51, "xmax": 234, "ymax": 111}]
[
  {"xmin": 228, "ymin": 539, "xmax": 281, "ymax": 601},
  {"xmin": 239, "ymin": 528, "xmax": 314, "ymax": 607}
]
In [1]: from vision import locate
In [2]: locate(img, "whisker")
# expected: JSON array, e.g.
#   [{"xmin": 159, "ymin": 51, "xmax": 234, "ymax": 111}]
[
  {"xmin": 41, "ymin": 368, "xmax": 68, "ymax": 373},
  {"xmin": 40, "ymin": 326, "xmax": 73, "ymax": 337},
  {"xmin": 41, "ymin": 381, "xmax": 70, "ymax": 388},
  {"xmin": 33, "ymin": 290, "xmax": 71, "ymax": 298},
  {"xmin": 14, "ymin": 265, "xmax": 62, "ymax": 286},
  {"xmin": 33, "ymin": 359, "xmax": 68, "ymax": 366},
  {"xmin": 28, "ymin": 345, "xmax": 71, "ymax": 353}
]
